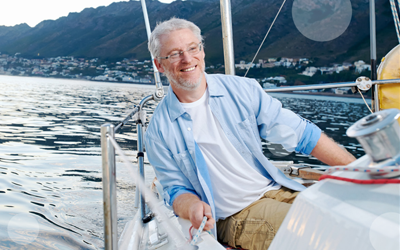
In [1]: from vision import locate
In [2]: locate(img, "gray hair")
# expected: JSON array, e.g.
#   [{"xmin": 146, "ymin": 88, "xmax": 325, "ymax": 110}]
[{"xmin": 148, "ymin": 17, "xmax": 203, "ymax": 58}]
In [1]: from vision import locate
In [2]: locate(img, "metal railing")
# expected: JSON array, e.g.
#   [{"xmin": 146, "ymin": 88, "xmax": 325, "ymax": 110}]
[
  {"xmin": 100, "ymin": 0, "xmax": 166, "ymax": 248},
  {"xmin": 101, "ymin": 91, "xmax": 201, "ymax": 250},
  {"xmin": 101, "ymin": 93, "xmax": 154, "ymax": 249},
  {"xmin": 263, "ymin": 78, "xmax": 400, "ymax": 93},
  {"xmin": 101, "ymin": 123, "xmax": 118, "ymax": 250}
]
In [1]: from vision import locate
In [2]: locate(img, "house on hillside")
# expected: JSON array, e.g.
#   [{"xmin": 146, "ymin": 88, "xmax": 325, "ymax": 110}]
[
  {"xmin": 354, "ymin": 60, "xmax": 371, "ymax": 73},
  {"xmin": 302, "ymin": 66, "xmax": 318, "ymax": 77}
]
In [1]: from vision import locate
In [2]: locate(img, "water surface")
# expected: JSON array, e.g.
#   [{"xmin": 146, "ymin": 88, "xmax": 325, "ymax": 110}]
[{"xmin": 0, "ymin": 75, "xmax": 371, "ymax": 249}]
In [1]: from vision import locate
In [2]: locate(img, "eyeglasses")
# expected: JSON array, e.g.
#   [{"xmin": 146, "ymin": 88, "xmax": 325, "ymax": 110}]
[{"xmin": 158, "ymin": 42, "xmax": 202, "ymax": 63}]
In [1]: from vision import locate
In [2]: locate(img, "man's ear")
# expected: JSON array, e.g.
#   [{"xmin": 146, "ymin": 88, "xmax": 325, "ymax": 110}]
[{"xmin": 154, "ymin": 58, "xmax": 165, "ymax": 73}]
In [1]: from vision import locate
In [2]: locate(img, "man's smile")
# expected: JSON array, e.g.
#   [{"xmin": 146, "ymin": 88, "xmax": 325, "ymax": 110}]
[{"xmin": 181, "ymin": 66, "xmax": 197, "ymax": 72}]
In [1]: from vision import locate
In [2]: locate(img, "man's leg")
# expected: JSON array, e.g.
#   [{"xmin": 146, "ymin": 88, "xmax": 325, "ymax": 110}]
[
  {"xmin": 217, "ymin": 188, "xmax": 299, "ymax": 250},
  {"xmin": 263, "ymin": 187, "xmax": 299, "ymax": 204}
]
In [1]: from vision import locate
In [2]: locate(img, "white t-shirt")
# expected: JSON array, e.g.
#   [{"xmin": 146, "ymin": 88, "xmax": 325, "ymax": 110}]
[{"xmin": 181, "ymin": 89, "xmax": 280, "ymax": 219}]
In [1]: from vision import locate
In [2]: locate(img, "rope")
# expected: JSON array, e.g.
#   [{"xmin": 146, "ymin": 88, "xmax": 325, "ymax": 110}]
[
  {"xmin": 357, "ymin": 88, "xmax": 373, "ymax": 113},
  {"xmin": 389, "ymin": 0, "xmax": 400, "ymax": 43},
  {"xmin": 244, "ymin": 0, "xmax": 287, "ymax": 77},
  {"xmin": 190, "ymin": 216, "xmax": 208, "ymax": 245},
  {"xmin": 319, "ymin": 175, "xmax": 400, "ymax": 184},
  {"xmin": 325, "ymin": 166, "xmax": 400, "ymax": 174}
]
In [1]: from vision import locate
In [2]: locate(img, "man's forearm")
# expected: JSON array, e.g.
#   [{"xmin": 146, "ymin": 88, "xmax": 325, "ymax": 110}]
[{"xmin": 311, "ymin": 133, "xmax": 356, "ymax": 166}]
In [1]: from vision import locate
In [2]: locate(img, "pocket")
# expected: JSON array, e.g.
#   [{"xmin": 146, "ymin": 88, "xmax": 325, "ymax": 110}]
[
  {"xmin": 217, "ymin": 216, "xmax": 242, "ymax": 248},
  {"xmin": 218, "ymin": 215, "xmax": 275, "ymax": 250},
  {"xmin": 236, "ymin": 218, "xmax": 275, "ymax": 250},
  {"xmin": 237, "ymin": 115, "xmax": 262, "ymax": 150},
  {"xmin": 172, "ymin": 150, "xmax": 195, "ymax": 180}
]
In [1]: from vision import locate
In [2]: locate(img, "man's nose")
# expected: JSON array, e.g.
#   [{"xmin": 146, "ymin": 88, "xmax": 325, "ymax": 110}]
[{"xmin": 180, "ymin": 51, "xmax": 193, "ymax": 63}]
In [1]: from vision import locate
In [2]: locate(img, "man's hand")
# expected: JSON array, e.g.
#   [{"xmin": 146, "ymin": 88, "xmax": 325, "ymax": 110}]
[
  {"xmin": 188, "ymin": 200, "xmax": 215, "ymax": 231},
  {"xmin": 173, "ymin": 193, "xmax": 215, "ymax": 231}
]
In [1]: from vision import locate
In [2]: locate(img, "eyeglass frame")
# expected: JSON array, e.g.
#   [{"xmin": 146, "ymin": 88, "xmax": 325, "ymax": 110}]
[{"xmin": 157, "ymin": 42, "xmax": 203, "ymax": 62}]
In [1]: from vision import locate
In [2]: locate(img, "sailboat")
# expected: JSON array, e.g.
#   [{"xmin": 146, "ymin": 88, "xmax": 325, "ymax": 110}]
[{"xmin": 100, "ymin": 0, "xmax": 400, "ymax": 249}]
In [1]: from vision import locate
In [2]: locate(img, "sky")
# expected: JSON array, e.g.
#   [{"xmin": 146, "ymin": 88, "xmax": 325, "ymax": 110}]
[{"xmin": 0, "ymin": 0, "xmax": 175, "ymax": 27}]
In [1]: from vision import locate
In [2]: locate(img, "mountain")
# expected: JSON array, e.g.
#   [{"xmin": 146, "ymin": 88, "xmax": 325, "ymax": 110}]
[{"xmin": 0, "ymin": 0, "xmax": 397, "ymax": 66}]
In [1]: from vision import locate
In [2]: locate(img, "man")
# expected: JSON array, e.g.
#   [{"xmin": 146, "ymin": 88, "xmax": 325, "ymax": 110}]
[{"xmin": 144, "ymin": 18, "xmax": 355, "ymax": 249}]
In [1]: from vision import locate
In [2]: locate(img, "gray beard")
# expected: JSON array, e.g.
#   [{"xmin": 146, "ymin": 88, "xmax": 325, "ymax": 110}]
[{"xmin": 164, "ymin": 69, "xmax": 203, "ymax": 91}]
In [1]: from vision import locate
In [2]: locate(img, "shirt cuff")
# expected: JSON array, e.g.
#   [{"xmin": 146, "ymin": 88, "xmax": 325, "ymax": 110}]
[
  {"xmin": 168, "ymin": 186, "xmax": 199, "ymax": 206},
  {"xmin": 295, "ymin": 121, "xmax": 322, "ymax": 155}
]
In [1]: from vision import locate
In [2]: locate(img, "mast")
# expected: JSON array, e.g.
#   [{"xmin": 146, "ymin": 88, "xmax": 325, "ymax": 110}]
[
  {"xmin": 369, "ymin": 0, "xmax": 379, "ymax": 111},
  {"xmin": 220, "ymin": 0, "xmax": 235, "ymax": 75}
]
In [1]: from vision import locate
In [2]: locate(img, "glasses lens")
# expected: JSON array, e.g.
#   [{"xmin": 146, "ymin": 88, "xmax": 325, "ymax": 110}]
[
  {"xmin": 168, "ymin": 43, "xmax": 201, "ymax": 63},
  {"xmin": 188, "ymin": 45, "xmax": 199, "ymax": 54}
]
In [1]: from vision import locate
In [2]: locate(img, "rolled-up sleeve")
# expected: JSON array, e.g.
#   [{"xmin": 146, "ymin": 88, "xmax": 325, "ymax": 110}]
[
  {"xmin": 249, "ymin": 79, "xmax": 321, "ymax": 155},
  {"xmin": 144, "ymin": 134, "xmax": 199, "ymax": 206},
  {"xmin": 294, "ymin": 118, "xmax": 321, "ymax": 155}
]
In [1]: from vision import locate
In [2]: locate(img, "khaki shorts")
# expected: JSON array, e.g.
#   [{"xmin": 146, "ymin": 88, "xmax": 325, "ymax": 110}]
[{"xmin": 217, "ymin": 187, "xmax": 299, "ymax": 250}]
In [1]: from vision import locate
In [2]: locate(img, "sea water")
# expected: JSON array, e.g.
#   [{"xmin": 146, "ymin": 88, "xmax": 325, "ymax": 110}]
[{"xmin": 0, "ymin": 75, "xmax": 371, "ymax": 249}]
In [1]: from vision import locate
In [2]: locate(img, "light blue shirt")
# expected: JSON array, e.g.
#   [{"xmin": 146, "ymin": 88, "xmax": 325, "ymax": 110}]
[{"xmin": 144, "ymin": 73, "xmax": 321, "ymax": 228}]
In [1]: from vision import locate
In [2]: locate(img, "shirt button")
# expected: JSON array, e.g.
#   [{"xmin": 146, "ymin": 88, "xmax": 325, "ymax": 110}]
[{"xmin": 188, "ymin": 127, "xmax": 191, "ymax": 131}]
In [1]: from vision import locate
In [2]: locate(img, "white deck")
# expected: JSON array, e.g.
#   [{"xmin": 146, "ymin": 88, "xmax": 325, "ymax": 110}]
[{"xmin": 269, "ymin": 156, "xmax": 400, "ymax": 250}]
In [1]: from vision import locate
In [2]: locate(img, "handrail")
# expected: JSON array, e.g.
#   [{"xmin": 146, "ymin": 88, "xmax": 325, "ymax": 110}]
[
  {"xmin": 136, "ymin": 95, "xmax": 154, "ymax": 220},
  {"xmin": 263, "ymin": 78, "xmax": 400, "ymax": 93},
  {"xmin": 101, "ymin": 92, "xmax": 193, "ymax": 249},
  {"xmin": 101, "ymin": 94, "xmax": 156, "ymax": 250},
  {"xmin": 114, "ymin": 106, "xmax": 139, "ymax": 133}
]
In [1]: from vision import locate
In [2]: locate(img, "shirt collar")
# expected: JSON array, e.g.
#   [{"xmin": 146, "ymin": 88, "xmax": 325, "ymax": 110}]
[
  {"xmin": 166, "ymin": 73, "xmax": 225, "ymax": 122},
  {"xmin": 166, "ymin": 85, "xmax": 186, "ymax": 122},
  {"xmin": 205, "ymin": 73, "xmax": 224, "ymax": 97}
]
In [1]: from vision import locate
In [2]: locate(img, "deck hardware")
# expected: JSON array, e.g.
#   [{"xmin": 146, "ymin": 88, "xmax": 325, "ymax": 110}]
[
  {"xmin": 290, "ymin": 165, "xmax": 310, "ymax": 176},
  {"xmin": 142, "ymin": 213, "xmax": 153, "ymax": 224},
  {"xmin": 356, "ymin": 76, "xmax": 373, "ymax": 91},
  {"xmin": 347, "ymin": 109, "xmax": 400, "ymax": 178},
  {"xmin": 282, "ymin": 166, "xmax": 292, "ymax": 174},
  {"xmin": 137, "ymin": 152, "xmax": 145, "ymax": 159}
]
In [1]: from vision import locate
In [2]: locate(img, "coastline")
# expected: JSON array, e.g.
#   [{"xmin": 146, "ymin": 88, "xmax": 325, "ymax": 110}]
[{"xmin": 0, "ymin": 74, "xmax": 168, "ymax": 86}]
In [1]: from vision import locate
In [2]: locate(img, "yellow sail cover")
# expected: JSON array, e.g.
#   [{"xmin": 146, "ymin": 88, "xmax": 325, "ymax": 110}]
[{"xmin": 377, "ymin": 44, "xmax": 400, "ymax": 111}]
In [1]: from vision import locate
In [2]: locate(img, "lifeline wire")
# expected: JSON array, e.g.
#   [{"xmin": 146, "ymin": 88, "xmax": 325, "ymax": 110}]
[{"xmin": 244, "ymin": 0, "xmax": 287, "ymax": 77}]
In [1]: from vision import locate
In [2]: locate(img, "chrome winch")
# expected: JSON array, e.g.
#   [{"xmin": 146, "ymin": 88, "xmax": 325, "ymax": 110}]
[{"xmin": 346, "ymin": 108, "xmax": 400, "ymax": 178}]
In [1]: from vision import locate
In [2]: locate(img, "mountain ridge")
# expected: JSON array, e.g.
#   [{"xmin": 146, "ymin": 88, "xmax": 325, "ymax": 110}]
[{"xmin": 0, "ymin": 0, "xmax": 397, "ymax": 66}]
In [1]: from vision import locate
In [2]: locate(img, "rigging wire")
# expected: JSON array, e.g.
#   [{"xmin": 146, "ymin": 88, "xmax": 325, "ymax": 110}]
[
  {"xmin": 389, "ymin": 0, "xmax": 400, "ymax": 43},
  {"xmin": 244, "ymin": 0, "xmax": 287, "ymax": 77}
]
